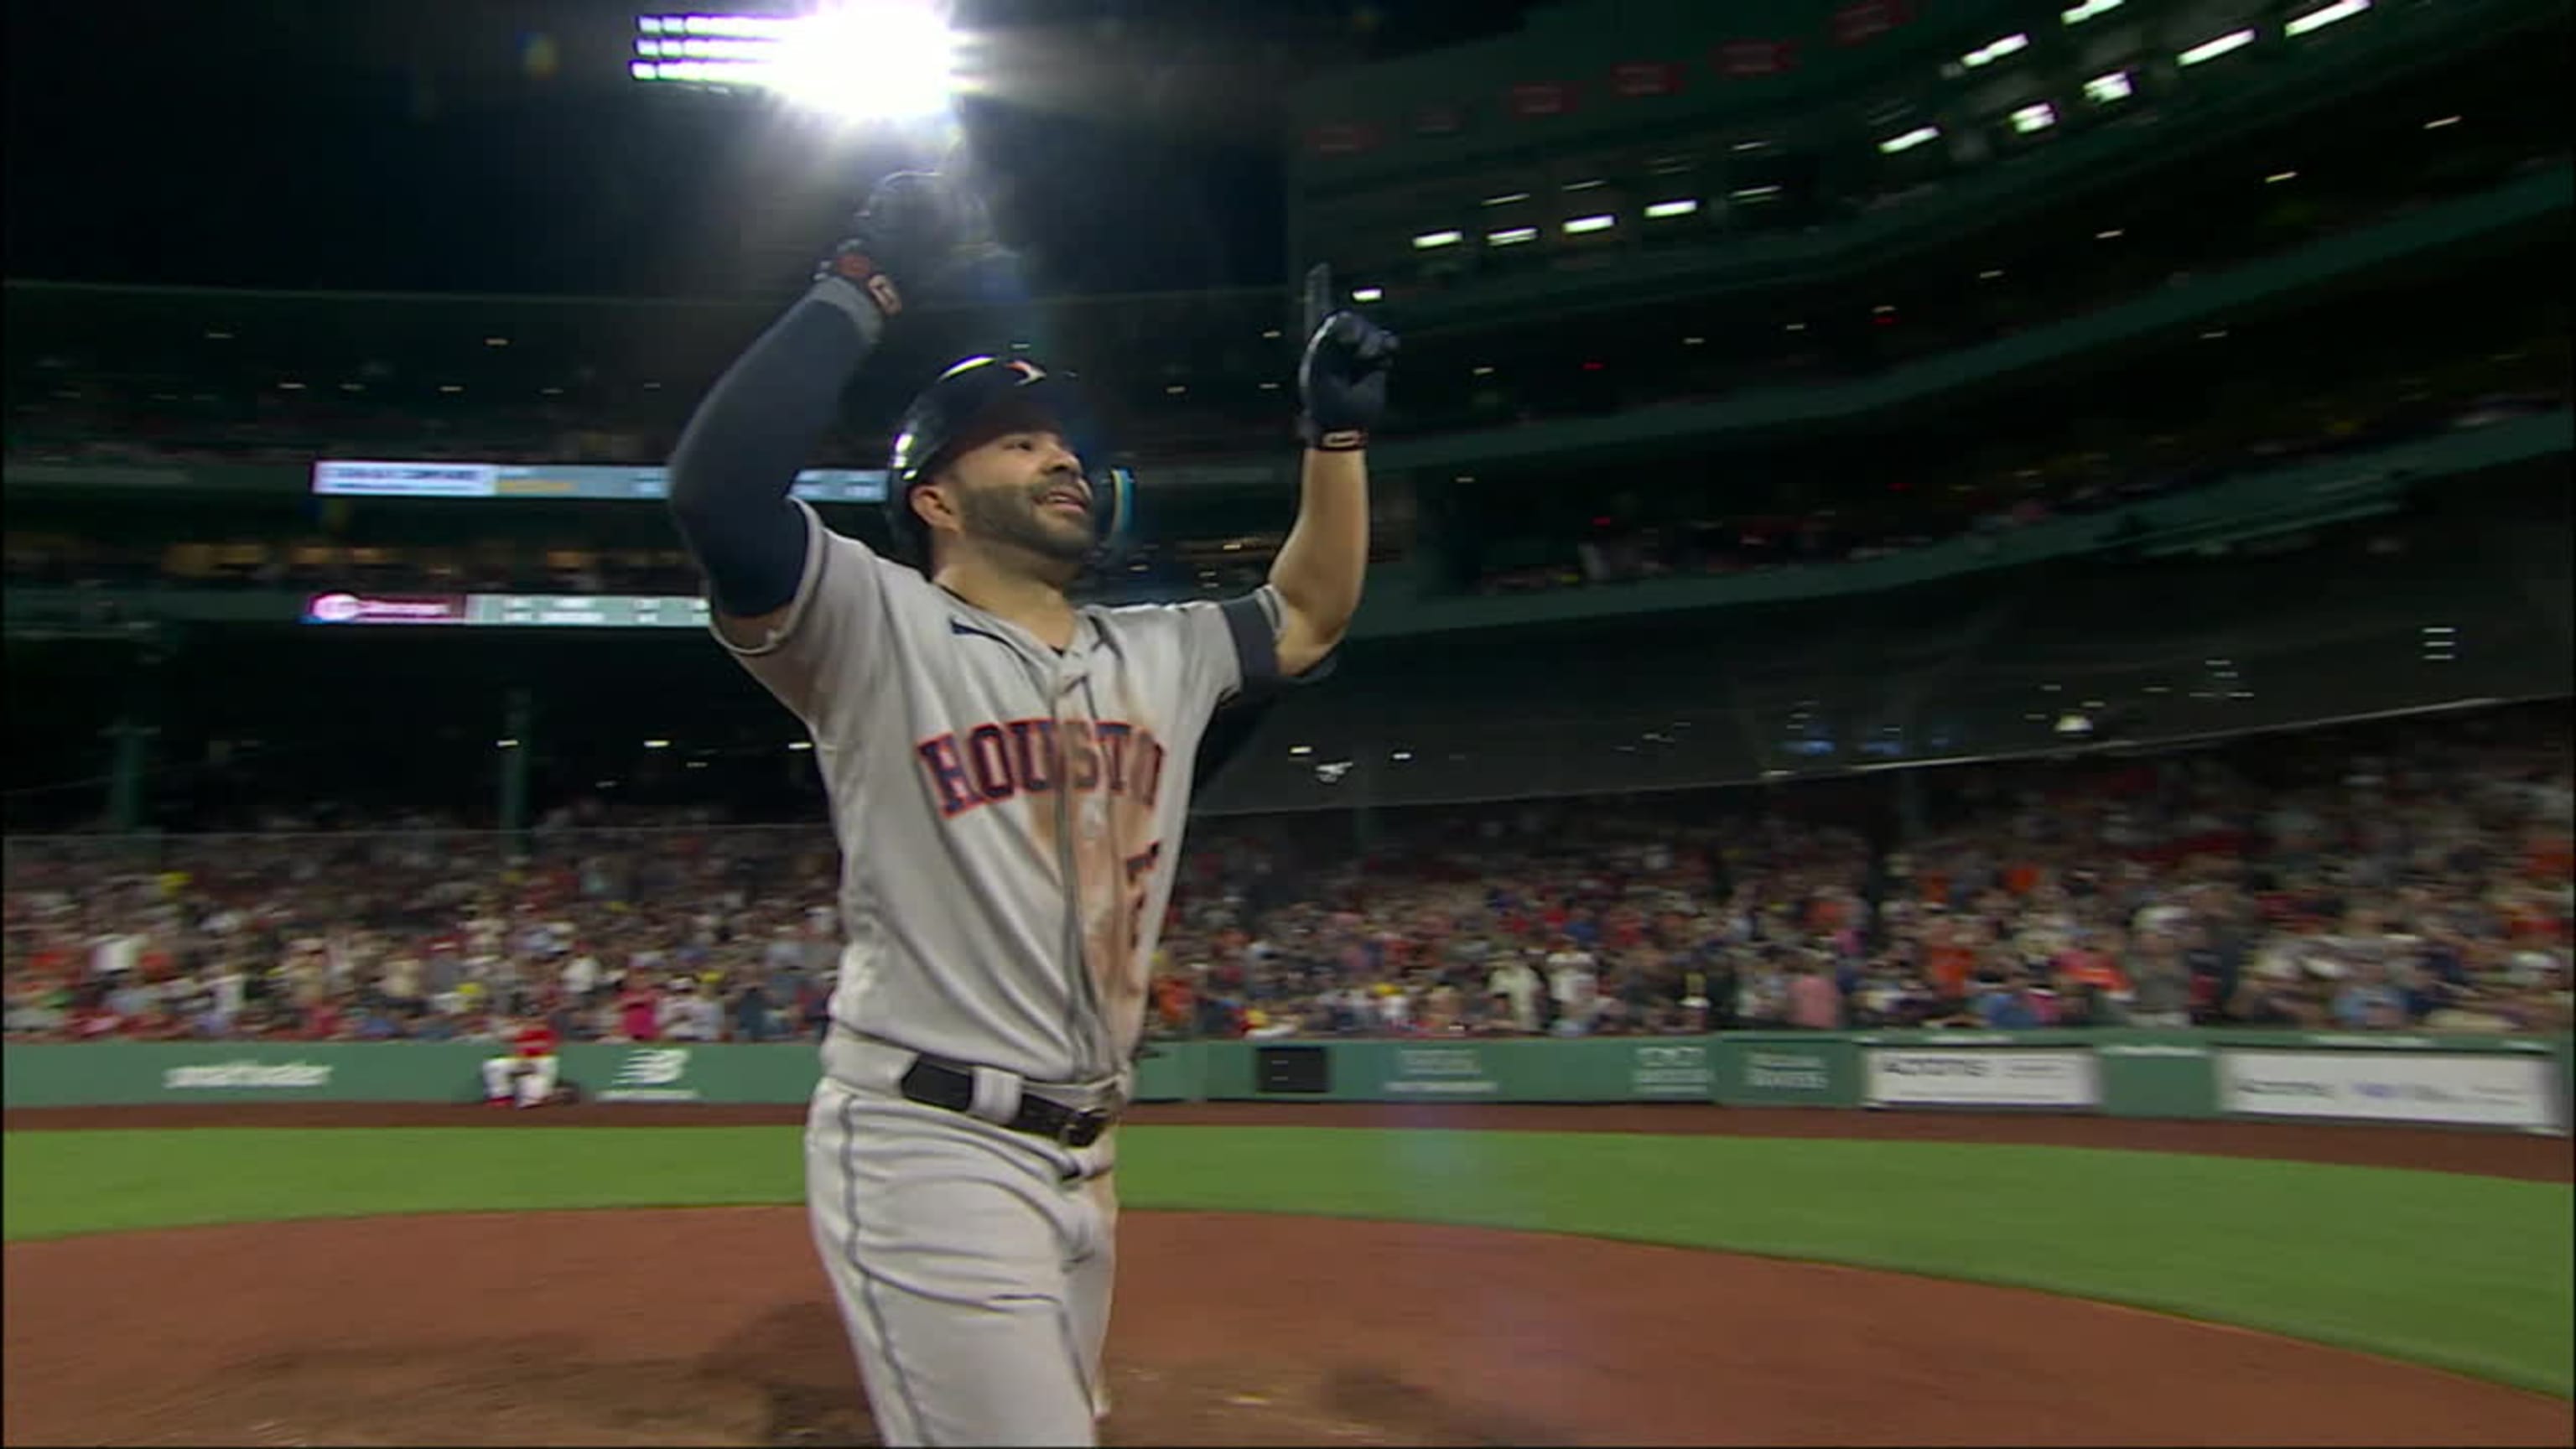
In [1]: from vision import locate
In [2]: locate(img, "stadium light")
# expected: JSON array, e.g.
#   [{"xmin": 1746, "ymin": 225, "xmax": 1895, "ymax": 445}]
[
  {"xmin": 1481, "ymin": 192, "xmax": 1530, "ymax": 206},
  {"xmin": 1350, "ymin": 286, "xmax": 1384, "ymax": 303},
  {"xmin": 2083, "ymin": 70, "xmax": 2134, "ymax": 103},
  {"xmin": 1961, "ymin": 33, "xmax": 2029, "ymax": 67},
  {"xmin": 1728, "ymin": 184, "xmax": 1782, "ymax": 201},
  {"xmin": 2176, "ymin": 29, "xmax": 2256, "ymax": 65},
  {"xmin": 2424, "ymin": 114, "xmax": 2461, "ymax": 129},
  {"xmin": 1410, "ymin": 230, "xmax": 1464, "ymax": 249},
  {"xmin": 2059, "ymin": 0, "xmax": 2122, "ymax": 23},
  {"xmin": 628, "ymin": 5, "xmax": 961, "ymax": 121},
  {"xmin": 644, "ymin": 738, "xmax": 671, "ymax": 750},
  {"xmin": 1561, "ymin": 213, "xmax": 1617, "ymax": 234},
  {"xmin": 2284, "ymin": 0, "xmax": 2368, "ymax": 37},
  {"xmin": 1643, "ymin": 199, "xmax": 1701, "ymax": 218},
  {"xmin": 1877, "ymin": 126, "xmax": 1940, "ymax": 155},
  {"xmin": 1561, "ymin": 178, "xmax": 1608, "ymax": 191},
  {"xmin": 2009, "ymin": 102, "xmax": 2057, "ymax": 134},
  {"xmin": 1487, "ymin": 226, "xmax": 1539, "ymax": 245}
]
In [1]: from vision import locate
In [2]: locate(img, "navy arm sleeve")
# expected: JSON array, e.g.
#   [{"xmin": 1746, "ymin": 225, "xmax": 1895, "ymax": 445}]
[{"xmin": 666, "ymin": 278, "xmax": 885, "ymax": 618}]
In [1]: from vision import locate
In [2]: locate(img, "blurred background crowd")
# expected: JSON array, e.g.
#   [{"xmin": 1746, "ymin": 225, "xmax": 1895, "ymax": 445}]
[{"xmin": 8, "ymin": 700, "xmax": 2565, "ymax": 1049}]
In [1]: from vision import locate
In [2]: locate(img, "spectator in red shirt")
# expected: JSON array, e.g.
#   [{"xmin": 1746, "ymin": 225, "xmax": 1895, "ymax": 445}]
[
  {"xmin": 1787, "ymin": 961, "xmax": 1845, "ymax": 1030},
  {"xmin": 614, "ymin": 979, "xmax": 660, "ymax": 1042},
  {"xmin": 298, "ymin": 995, "xmax": 342, "ymax": 1041}
]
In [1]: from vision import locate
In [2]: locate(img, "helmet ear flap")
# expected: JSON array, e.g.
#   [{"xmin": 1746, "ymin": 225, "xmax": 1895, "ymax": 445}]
[{"xmin": 1089, "ymin": 463, "xmax": 1136, "ymax": 569}]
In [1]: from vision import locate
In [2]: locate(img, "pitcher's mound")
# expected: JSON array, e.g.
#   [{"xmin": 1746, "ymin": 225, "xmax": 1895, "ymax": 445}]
[{"xmin": 3, "ymin": 1208, "xmax": 2566, "ymax": 1446}]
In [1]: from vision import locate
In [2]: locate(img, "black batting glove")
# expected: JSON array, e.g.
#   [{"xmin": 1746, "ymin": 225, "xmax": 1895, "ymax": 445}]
[
  {"xmin": 816, "ymin": 171, "xmax": 1000, "ymax": 319},
  {"xmin": 1297, "ymin": 309, "xmax": 1399, "ymax": 452}
]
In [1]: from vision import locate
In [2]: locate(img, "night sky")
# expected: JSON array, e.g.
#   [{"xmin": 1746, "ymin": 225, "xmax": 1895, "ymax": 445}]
[{"xmin": 3, "ymin": 0, "xmax": 1539, "ymax": 299}]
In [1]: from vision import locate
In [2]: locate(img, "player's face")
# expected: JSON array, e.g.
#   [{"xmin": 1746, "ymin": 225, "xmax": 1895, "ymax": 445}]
[{"xmin": 940, "ymin": 428, "xmax": 1094, "ymax": 568}]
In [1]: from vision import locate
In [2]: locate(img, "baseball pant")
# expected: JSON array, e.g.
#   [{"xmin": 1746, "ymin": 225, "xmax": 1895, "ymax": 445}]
[{"xmin": 807, "ymin": 1034, "xmax": 1119, "ymax": 1447}]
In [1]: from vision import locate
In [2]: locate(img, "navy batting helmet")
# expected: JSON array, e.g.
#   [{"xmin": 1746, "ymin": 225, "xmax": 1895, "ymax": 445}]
[{"xmin": 884, "ymin": 355, "xmax": 1135, "ymax": 569}]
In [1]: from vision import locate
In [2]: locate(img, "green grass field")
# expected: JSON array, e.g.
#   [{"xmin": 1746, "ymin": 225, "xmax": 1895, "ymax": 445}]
[{"xmin": 6, "ymin": 1124, "xmax": 2569, "ymax": 1397}]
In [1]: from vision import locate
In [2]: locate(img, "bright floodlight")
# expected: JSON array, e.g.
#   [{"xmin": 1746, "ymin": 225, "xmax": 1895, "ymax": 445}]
[
  {"xmin": 1961, "ymin": 33, "xmax": 2029, "ymax": 67},
  {"xmin": 1877, "ymin": 125, "xmax": 1940, "ymax": 155},
  {"xmin": 2176, "ymin": 28, "xmax": 2256, "ymax": 65},
  {"xmin": 630, "ymin": 5, "xmax": 959, "ymax": 119},
  {"xmin": 2009, "ymin": 102, "xmax": 2057, "ymax": 134},
  {"xmin": 2084, "ymin": 69, "xmax": 2135, "ymax": 103},
  {"xmin": 2284, "ymin": 0, "xmax": 2369, "ymax": 36}
]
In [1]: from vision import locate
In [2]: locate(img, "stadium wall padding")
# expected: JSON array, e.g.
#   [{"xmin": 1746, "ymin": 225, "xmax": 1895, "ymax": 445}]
[{"xmin": 8, "ymin": 1033, "xmax": 2568, "ymax": 1135}]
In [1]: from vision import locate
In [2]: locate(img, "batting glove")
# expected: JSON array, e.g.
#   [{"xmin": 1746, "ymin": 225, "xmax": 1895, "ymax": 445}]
[
  {"xmin": 816, "ymin": 170, "xmax": 1000, "ymax": 319},
  {"xmin": 1298, "ymin": 309, "xmax": 1399, "ymax": 452}
]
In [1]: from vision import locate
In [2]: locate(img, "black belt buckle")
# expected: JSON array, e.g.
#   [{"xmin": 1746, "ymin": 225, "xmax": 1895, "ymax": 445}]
[
  {"xmin": 1054, "ymin": 1102, "xmax": 1114, "ymax": 1148},
  {"xmin": 1032, "ymin": 1081, "xmax": 1122, "ymax": 1147}
]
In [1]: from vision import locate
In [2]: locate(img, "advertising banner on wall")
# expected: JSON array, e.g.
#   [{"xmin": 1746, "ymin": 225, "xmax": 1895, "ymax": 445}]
[
  {"xmin": 1376, "ymin": 1044, "xmax": 1505, "ymax": 1097},
  {"xmin": 2219, "ymin": 1051, "xmax": 2563, "ymax": 1132},
  {"xmin": 1626, "ymin": 1041, "xmax": 1716, "ymax": 1100},
  {"xmin": 1864, "ymin": 1049, "xmax": 2100, "ymax": 1109}
]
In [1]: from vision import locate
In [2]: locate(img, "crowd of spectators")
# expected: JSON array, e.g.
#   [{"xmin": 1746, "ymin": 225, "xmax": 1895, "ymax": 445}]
[
  {"xmin": 6, "ymin": 703, "xmax": 2567, "ymax": 1050},
  {"xmin": 0, "ymin": 522, "xmax": 1285, "ymax": 609},
  {"xmin": 1467, "ymin": 335, "xmax": 2567, "ymax": 595},
  {"xmin": 4, "ymin": 331, "xmax": 2560, "ymax": 611}
]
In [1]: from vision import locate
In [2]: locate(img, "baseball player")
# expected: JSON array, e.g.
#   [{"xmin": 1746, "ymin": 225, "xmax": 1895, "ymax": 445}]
[
  {"xmin": 666, "ymin": 171, "xmax": 1394, "ymax": 1446},
  {"xmin": 479, "ymin": 1014, "xmax": 560, "ymax": 1109}
]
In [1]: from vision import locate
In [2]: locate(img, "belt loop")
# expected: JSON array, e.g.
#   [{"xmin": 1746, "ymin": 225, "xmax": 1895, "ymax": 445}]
[{"xmin": 966, "ymin": 1064, "xmax": 1024, "ymax": 1126}]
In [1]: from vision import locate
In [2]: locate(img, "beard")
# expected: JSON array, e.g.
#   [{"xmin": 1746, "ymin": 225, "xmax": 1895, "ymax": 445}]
[{"xmin": 954, "ymin": 479, "xmax": 1095, "ymax": 569}]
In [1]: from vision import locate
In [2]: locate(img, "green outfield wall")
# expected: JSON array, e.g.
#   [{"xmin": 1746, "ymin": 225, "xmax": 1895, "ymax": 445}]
[{"xmin": 8, "ymin": 1032, "xmax": 2568, "ymax": 1134}]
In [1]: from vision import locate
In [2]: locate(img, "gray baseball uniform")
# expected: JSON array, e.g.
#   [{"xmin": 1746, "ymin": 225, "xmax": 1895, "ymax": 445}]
[{"xmin": 716, "ymin": 498, "xmax": 1277, "ymax": 1445}]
